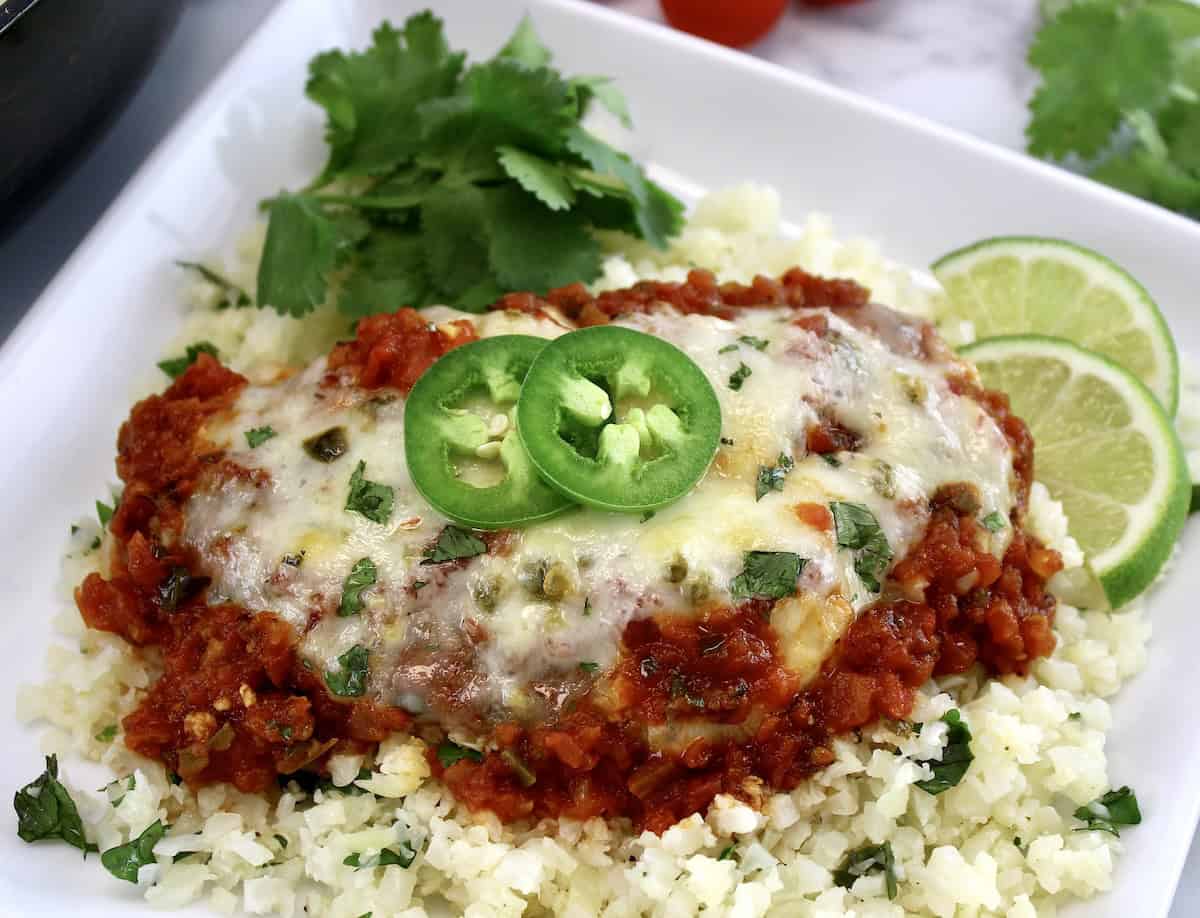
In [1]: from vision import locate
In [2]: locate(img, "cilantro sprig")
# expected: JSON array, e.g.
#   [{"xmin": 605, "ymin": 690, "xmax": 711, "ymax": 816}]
[
  {"xmin": 251, "ymin": 12, "xmax": 682, "ymax": 318},
  {"xmin": 914, "ymin": 709, "xmax": 975, "ymax": 795},
  {"xmin": 1028, "ymin": 0, "xmax": 1200, "ymax": 218},
  {"xmin": 1073, "ymin": 785, "xmax": 1142, "ymax": 836}
]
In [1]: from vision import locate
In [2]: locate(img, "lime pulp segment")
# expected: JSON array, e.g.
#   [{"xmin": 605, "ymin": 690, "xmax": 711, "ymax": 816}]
[
  {"xmin": 962, "ymin": 335, "xmax": 1189, "ymax": 609},
  {"xmin": 933, "ymin": 237, "xmax": 1179, "ymax": 416}
]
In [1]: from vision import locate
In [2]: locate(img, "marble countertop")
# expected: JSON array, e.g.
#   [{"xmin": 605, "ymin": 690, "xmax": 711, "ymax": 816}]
[{"xmin": 0, "ymin": 0, "xmax": 1195, "ymax": 913}]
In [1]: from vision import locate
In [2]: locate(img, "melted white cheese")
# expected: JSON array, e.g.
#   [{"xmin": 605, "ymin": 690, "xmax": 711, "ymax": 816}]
[{"xmin": 185, "ymin": 306, "xmax": 1015, "ymax": 727}]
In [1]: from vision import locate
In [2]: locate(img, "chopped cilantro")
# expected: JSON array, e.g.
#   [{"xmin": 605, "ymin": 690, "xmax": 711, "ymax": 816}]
[
  {"xmin": 738, "ymin": 335, "xmax": 769, "ymax": 350},
  {"xmin": 755, "ymin": 453, "xmax": 794, "ymax": 501},
  {"xmin": 95, "ymin": 500, "xmax": 115, "ymax": 528},
  {"xmin": 325, "ymin": 645, "xmax": 370, "ymax": 697},
  {"xmin": 717, "ymin": 844, "xmax": 736, "ymax": 861},
  {"xmin": 157, "ymin": 341, "xmax": 219, "ymax": 379},
  {"xmin": 914, "ymin": 709, "xmax": 974, "ymax": 795},
  {"xmin": 346, "ymin": 461, "xmax": 394, "ymax": 524},
  {"xmin": 413, "ymin": 579, "xmax": 428, "ymax": 592},
  {"xmin": 981, "ymin": 511, "xmax": 1007, "ymax": 532},
  {"xmin": 95, "ymin": 725, "xmax": 118, "ymax": 743},
  {"xmin": 275, "ymin": 834, "xmax": 288, "ymax": 848},
  {"xmin": 727, "ymin": 362, "xmax": 752, "ymax": 391},
  {"xmin": 14, "ymin": 755, "xmax": 96, "ymax": 856},
  {"xmin": 101, "ymin": 820, "xmax": 166, "ymax": 883},
  {"xmin": 344, "ymin": 841, "xmax": 417, "ymax": 870},
  {"xmin": 578, "ymin": 661, "xmax": 600, "ymax": 673},
  {"xmin": 339, "ymin": 557, "xmax": 378, "ymax": 617},
  {"xmin": 830, "ymin": 501, "xmax": 893, "ymax": 592},
  {"xmin": 834, "ymin": 841, "xmax": 897, "ymax": 900},
  {"xmin": 640, "ymin": 509, "xmax": 656, "ymax": 523},
  {"xmin": 1068, "ymin": 711, "xmax": 1083, "ymax": 721},
  {"xmin": 730, "ymin": 551, "xmax": 805, "ymax": 601},
  {"xmin": 254, "ymin": 13, "xmax": 681, "ymax": 317},
  {"xmin": 820, "ymin": 454, "xmax": 841, "ymax": 468},
  {"xmin": 436, "ymin": 741, "xmax": 484, "ymax": 768},
  {"xmin": 176, "ymin": 261, "xmax": 252, "ymax": 309},
  {"xmin": 717, "ymin": 343, "xmax": 738, "ymax": 354},
  {"xmin": 1074, "ymin": 786, "xmax": 1142, "ymax": 836},
  {"xmin": 421, "ymin": 525, "xmax": 487, "ymax": 564},
  {"xmin": 244, "ymin": 426, "xmax": 277, "ymax": 448}
]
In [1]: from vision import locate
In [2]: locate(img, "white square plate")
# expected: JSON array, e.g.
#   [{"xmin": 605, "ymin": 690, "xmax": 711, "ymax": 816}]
[{"xmin": 2, "ymin": 0, "xmax": 1197, "ymax": 914}]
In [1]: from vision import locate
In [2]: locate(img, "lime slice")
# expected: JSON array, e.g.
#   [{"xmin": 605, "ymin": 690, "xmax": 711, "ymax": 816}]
[
  {"xmin": 962, "ymin": 335, "xmax": 1189, "ymax": 609},
  {"xmin": 933, "ymin": 237, "xmax": 1179, "ymax": 416}
]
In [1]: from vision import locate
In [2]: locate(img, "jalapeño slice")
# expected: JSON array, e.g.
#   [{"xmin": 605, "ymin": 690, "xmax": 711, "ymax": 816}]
[
  {"xmin": 404, "ymin": 336, "xmax": 573, "ymax": 529},
  {"xmin": 516, "ymin": 325, "xmax": 721, "ymax": 513}
]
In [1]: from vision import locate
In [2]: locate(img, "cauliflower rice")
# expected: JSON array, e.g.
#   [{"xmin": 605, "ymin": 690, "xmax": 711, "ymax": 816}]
[{"xmin": 18, "ymin": 185, "xmax": 1162, "ymax": 917}]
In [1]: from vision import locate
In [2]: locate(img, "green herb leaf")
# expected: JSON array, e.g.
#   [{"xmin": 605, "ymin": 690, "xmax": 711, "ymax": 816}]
[
  {"xmin": 257, "ymin": 195, "xmax": 369, "ymax": 317},
  {"xmin": 981, "ymin": 511, "xmax": 1007, "ymax": 532},
  {"xmin": 738, "ymin": 335, "xmax": 769, "ymax": 351},
  {"xmin": 421, "ymin": 525, "xmax": 487, "ymax": 564},
  {"xmin": 728, "ymin": 362, "xmax": 752, "ymax": 391},
  {"xmin": 101, "ymin": 819, "xmax": 166, "ymax": 883},
  {"xmin": 344, "ymin": 841, "xmax": 418, "ymax": 870},
  {"xmin": 730, "ymin": 551, "xmax": 805, "ymax": 601},
  {"xmin": 306, "ymin": 15, "xmax": 465, "ymax": 182},
  {"xmin": 96, "ymin": 500, "xmax": 115, "ymax": 528},
  {"xmin": 914, "ymin": 709, "xmax": 975, "ymax": 795},
  {"xmin": 339, "ymin": 558, "xmax": 378, "ymax": 617},
  {"xmin": 830, "ymin": 502, "xmax": 893, "ymax": 592},
  {"xmin": 325, "ymin": 645, "xmax": 370, "ymax": 697},
  {"xmin": 568, "ymin": 75, "xmax": 632, "ymax": 127},
  {"xmin": 755, "ymin": 453, "xmax": 794, "ymax": 501},
  {"xmin": 717, "ymin": 844, "xmax": 737, "ymax": 862},
  {"xmin": 157, "ymin": 566, "xmax": 211, "ymax": 613},
  {"xmin": 337, "ymin": 228, "xmax": 434, "ymax": 318},
  {"xmin": 245, "ymin": 426, "xmax": 277, "ymax": 448},
  {"xmin": 95, "ymin": 725, "xmax": 118, "ymax": 743},
  {"xmin": 345, "ymin": 461, "xmax": 394, "ymax": 524},
  {"xmin": 14, "ymin": 755, "xmax": 95, "ymax": 855},
  {"xmin": 1027, "ymin": 2, "xmax": 1173, "ymax": 160},
  {"xmin": 497, "ymin": 14, "xmax": 553, "ymax": 68},
  {"xmin": 157, "ymin": 342, "xmax": 219, "ymax": 380},
  {"xmin": 436, "ymin": 741, "xmax": 484, "ymax": 768},
  {"xmin": 484, "ymin": 184, "xmax": 602, "ymax": 292},
  {"xmin": 717, "ymin": 344, "xmax": 738, "ymax": 354},
  {"xmin": 419, "ymin": 183, "xmax": 500, "ymax": 311},
  {"xmin": 176, "ymin": 261, "xmax": 252, "ymax": 309},
  {"xmin": 1074, "ymin": 786, "xmax": 1142, "ymax": 836},
  {"xmin": 578, "ymin": 661, "xmax": 600, "ymax": 673},
  {"xmin": 834, "ymin": 841, "xmax": 897, "ymax": 900}
]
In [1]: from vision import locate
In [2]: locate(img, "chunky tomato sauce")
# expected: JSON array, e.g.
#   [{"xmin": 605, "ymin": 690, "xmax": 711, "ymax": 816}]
[{"xmin": 78, "ymin": 269, "xmax": 1062, "ymax": 830}]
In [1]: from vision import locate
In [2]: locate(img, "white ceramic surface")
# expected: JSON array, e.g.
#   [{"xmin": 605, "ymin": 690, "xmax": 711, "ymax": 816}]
[{"xmin": 1, "ymin": 0, "xmax": 1197, "ymax": 914}]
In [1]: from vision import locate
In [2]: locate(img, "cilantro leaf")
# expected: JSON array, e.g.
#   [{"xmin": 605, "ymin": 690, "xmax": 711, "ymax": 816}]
[
  {"xmin": 497, "ymin": 146, "xmax": 576, "ymax": 211},
  {"xmin": 830, "ymin": 502, "xmax": 893, "ymax": 592},
  {"xmin": 565, "ymin": 126, "xmax": 683, "ymax": 248},
  {"xmin": 245, "ymin": 426, "xmax": 277, "ymax": 448},
  {"xmin": 96, "ymin": 500, "xmax": 115, "ymax": 528},
  {"xmin": 257, "ymin": 195, "xmax": 369, "ymax": 317},
  {"xmin": 1074, "ymin": 786, "xmax": 1142, "ymax": 836},
  {"xmin": 421, "ymin": 525, "xmax": 487, "ymax": 564},
  {"xmin": 344, "ymin": 841, "xmax": 417, "ymax": 869},
  {"xmin": 175, "ymin": 261, "xmax": 251, "ymax": 309},
  {"xmin": 345, "ymin": 461, "xmax": 394, "ymax": 524},
  {"xmin": 484, "ymin": 184, "xmax": 602, "ymax": 291},
  {"xmin": 95, "ymin": 725, "xmax": 118, "ymax": 743},
  {"xmin": 981, "ymin": 511, "xmax": 1007, "ymax": 532},
  {"xmin": 157, "ymin": 342, "xmax": 219, "ymax": 379},
  {"xmin": 755, "ymin": 454, "xmax": 794, "ymax": 501},
  {"xmin": 101, "ymin": 819, "xmax": 166, "ymax": 883},
  {"xmin": 728, "ymin": 363, "xmax": 752, "ymax": 391},
  {"xmin": 834, "ymin": 841, "xmax": 897, "ymax": 900},
  {"xmin": 730, "ymin": 551, "xmax": 805, "ymax": 601},
  {"xmin": 306, "ymin": 15, "xmax": 465, "ymax": 181},
  {"xmin": 437, "ymin": 741, "xmax": 484, "ymax": 768},
  {"xmin": 569, "ymin": 75, "xmax": 632, "ymax": 127},
  {"xmin": 339, "ymin": 558, "xmax": 377, "ymax": 617},
  {"xmin": 14, "ymin": 755, "xmax": 95, "ymax": 855},
  {"xmin": 337, "ymin": 229, "xmax": 433, "ymax": 318},
  {"xmin": 497, "ymin": 15, "xmax": 553, "ymax": 69},
  {"xmin": 914, "ymin": 709, "xmax": 975, "ymax": 795},
  {"xmin": 325, "ymin": 645, "xmax": 370, "ymax": 697},
  {"xmin": 1027, "ymin": 2, "xmax": 1174, "ymax": 159},
  {"xmin": 420, "ymin": 183, "xmax": 498, "ymax": 310}
]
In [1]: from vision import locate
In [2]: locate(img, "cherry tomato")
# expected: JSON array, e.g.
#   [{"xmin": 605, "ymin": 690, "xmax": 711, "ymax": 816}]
[{"xmin": 659, "ymin": 0, "xmax": 788, "ymax": 48}]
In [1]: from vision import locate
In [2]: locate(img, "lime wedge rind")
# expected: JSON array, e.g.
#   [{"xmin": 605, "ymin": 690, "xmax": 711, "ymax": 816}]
[
  {"xmin": 963, "ymin": 334, "xmax": 1190, "ymax": 610},
  {"xmin": 933, "ymin": 236, "xmax": 1179, "ymax": 417}
]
